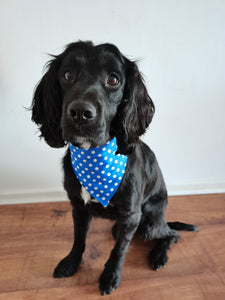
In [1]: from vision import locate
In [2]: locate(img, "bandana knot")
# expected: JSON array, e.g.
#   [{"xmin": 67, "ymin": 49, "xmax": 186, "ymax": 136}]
[{"xmin": 70, "ymin": 137, "xmax": 127, "ymax": 207}]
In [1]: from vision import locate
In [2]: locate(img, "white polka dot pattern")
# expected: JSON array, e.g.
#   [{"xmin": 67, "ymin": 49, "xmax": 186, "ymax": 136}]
[{"xmin": 70, "ymin": 137, "xmax": 127, "ymax": 207}]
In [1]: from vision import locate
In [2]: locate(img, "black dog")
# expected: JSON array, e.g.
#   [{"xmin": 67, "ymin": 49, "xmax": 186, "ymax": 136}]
[{"xmin": 31, "ymin": 41, "xmax": 198, "ymax": 295}]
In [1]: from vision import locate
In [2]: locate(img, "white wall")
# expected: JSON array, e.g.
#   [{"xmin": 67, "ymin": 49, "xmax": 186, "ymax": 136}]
[{"xmin": 1, "ymin": 0, "xmax": 225, "ymax": 203}]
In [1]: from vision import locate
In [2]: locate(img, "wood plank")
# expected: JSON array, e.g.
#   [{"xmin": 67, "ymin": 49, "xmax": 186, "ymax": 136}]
[{"xmin": 0, "ymin": 194, "xmax": 224, "ymax": 299}]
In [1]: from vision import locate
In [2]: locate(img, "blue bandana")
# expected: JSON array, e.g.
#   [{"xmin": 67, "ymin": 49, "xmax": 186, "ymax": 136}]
[{"xmin": 70, "ymin": 137, "xmax": 127, "ymax": 207}]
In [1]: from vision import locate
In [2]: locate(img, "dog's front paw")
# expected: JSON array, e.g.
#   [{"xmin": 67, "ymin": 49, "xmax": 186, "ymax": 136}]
[
  {"xmin": 53, "ymin": 255, "xmax": 81, "ymax": 278},
  {"xmin": 99, "ymin": 267, "xmax": 121, "ymax": 295}
]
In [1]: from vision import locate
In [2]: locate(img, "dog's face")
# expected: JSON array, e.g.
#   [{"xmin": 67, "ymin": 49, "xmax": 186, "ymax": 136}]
[
  {"xmin": 31, "ymin": 41, "xmax": 155, "ymax": 154},
  {"xmin": 59, "ymin": 43, "xmax": 126, "ymax": 147}
]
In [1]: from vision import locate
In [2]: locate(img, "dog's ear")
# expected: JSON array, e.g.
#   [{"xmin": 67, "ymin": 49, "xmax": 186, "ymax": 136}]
[
  {"xmin": 31, "ymin": 56, "xmax": 65, "ymax": 148},
  {"xmin": 113, "ymin": 59, "xmax": 155, "ymax": 154}
]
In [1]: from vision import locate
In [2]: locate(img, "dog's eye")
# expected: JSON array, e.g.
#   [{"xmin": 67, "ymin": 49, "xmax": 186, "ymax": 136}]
[
  {"xmin": 107, "ymin": 74, "xmax": 119, "ymax": 86},
  {"xmin": 63, "ymin": 71, "xmax": 74, "ymax": 81}
]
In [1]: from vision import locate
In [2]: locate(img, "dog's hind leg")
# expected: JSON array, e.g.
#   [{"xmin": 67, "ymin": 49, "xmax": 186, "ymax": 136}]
[
  {"xmin": 149, "ymin": 229, "xmax": 179, "ymax": 270},
  {"xmin": 136, "ymin": 205, "xmax": 179, "ymax": 270}
]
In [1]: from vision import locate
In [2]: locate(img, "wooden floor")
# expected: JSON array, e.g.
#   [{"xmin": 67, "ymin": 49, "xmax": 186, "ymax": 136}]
[{"xmin": 0, "ymin": 194, "xmax": 224, "ymax": 299}]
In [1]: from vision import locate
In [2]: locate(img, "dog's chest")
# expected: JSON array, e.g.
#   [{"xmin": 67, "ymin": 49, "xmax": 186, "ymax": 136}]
[
  {"xmin": 80, "ymin": 186, "xmax": 98, "ymax": 204},
  {"xmin": 70, "ymin": 137, "xmax": 127, "ymax": 207}
]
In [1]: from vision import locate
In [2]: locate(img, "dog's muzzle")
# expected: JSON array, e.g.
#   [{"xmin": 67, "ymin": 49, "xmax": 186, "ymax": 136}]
[{"xmin": 67, "ymin": 101, "xmax": 97, "ymax": 125}]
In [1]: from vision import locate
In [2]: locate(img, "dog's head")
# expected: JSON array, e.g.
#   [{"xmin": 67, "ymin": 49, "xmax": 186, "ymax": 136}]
[{"xmin": 31, "ymin": 41, "xmax": 154, "ymax": 154}]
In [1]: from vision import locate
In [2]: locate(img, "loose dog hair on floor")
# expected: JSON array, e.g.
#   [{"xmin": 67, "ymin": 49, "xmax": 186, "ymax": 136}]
[{"xmin": 31, "ymin": 41, "xmax": 198, "ymax": 295}]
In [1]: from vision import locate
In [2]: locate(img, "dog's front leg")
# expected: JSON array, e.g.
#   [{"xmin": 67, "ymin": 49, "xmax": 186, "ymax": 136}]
[
  {"xmin": 53, "ymin": 204, "xmax": 92, "ymax": 278},
  {"xmin": 99, "ymin": 212, "xmax": 141, "ymax": 295}
]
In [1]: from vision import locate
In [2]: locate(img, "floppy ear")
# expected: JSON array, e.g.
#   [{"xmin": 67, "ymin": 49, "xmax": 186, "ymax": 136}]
[
  {"xmin": 31, "ymin": 56, "xmax": 65, "ymax": 148},
  {"xmin": 113, "ymin": 59, "xmax": 155, "ymax": 154}
]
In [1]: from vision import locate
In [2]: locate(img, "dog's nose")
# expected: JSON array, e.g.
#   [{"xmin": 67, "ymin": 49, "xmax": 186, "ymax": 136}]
[{"xmin": 68, "ymin": 102, "xmax": 97, "ymax": 123}]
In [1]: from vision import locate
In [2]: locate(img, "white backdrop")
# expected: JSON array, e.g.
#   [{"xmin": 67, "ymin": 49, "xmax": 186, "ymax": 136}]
[{"xmin": 1, "ymin": 0, "xmax": 225, "ymax": 203}]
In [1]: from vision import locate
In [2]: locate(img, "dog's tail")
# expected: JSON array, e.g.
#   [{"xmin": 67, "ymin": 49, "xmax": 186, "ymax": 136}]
[{"xmin": 168, "ymin": 221, "xmax": 199, "ymax": 232}]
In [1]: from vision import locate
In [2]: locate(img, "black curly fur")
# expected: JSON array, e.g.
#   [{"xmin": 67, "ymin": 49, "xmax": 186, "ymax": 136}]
[{"xmin": 31, "ymin": 41, "xmax": 198, "ymax": 296}]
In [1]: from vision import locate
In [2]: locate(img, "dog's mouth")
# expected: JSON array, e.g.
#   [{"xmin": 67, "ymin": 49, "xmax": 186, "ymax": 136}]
[
  {"xmin": 61, "ymin": 113, "xmax": 110, "ymax": 149},
  {"xmin": 70, "ymin": 131, "xmax": 111, "ymax": 149},
  {"xmin": 71, "ymin": 136, "xmax": 92, "ymax": 149},
  {"xmin": 63, "ymin": 126, "xmax": 110, "ymax": 149}
]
